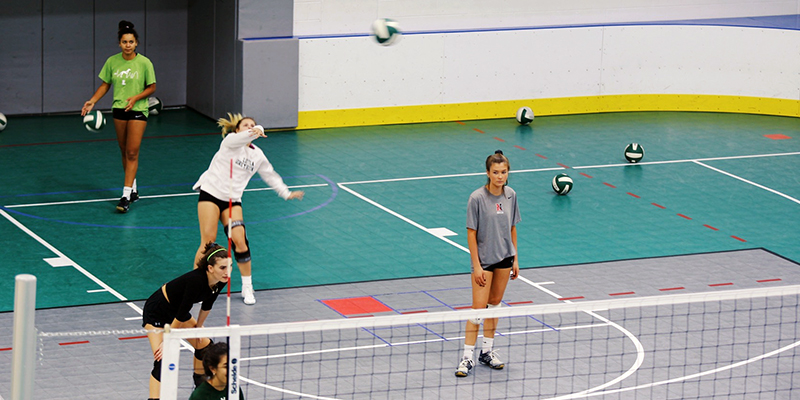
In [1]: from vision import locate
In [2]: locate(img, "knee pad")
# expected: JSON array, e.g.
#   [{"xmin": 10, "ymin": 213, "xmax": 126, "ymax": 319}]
[
  {"xmin": 225, "ymin": 221, "xmax": 251, "ymax": 263},
  {"xmin": 487, "ymin": 303, "xmax": 501, "ymax": 309},
  {"xmin": 194, "ymin": 338, "xmax": 213, "ymax": 361},
  {"xmin": 151, "ymin": 359, "xmax": 162, "ymax": 381}
]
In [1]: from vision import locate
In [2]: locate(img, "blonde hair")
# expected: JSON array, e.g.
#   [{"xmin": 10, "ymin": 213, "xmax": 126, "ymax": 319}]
[{"xmin": 217, "ymin": 112, "xmax": 256, "ymax": 137}]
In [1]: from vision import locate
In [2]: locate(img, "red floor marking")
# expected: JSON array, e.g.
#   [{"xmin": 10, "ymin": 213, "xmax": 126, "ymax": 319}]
[
  {"xmin": 556, "ymin": 163, "xmax": 571, "ymax": 169},
  {"xmin": 453, "ymin": 306, "xmax": 472, "ymax": 310},
  {"xmin": 455, "ymin": 121, "xmax": 465, "ymax": 125},
  {"xmin": 603, "ymin": 182, "xmax": 616, "ymax": 188},
  {"xmin": 579, "ymin": 172, "xmax": 593, "ymax": 178},
  {"xmin": 651, "ymin": 203, "xmax": 666, "ymax": 209},
  {"xmin": 709, "ymin": 283, "xmax": 733, "ymax": 287},
  {"xmin": 626, "ymin": 192, "xmax": 640, "ymax": 199},
  {"xmin": 347, "ymin": 314, "xmax": 374, "ymax": 318},
  {"xmin": 0, "ymin": 347, "xmax": 11, "ymax": 351},
  {"xmin": 321, "ymin": 296, "xmax": 393, "ymax": 315},
  {"xmin": 609, "ymin": 292, "xmax": 635, "ymax": 296},
  {"xmin": 59, "ymin": 341, "xmax": 90, "ymax": 346},
  {"xmin": 757, "ymin": 278, "xmax": 782, "ymax": 283},
  {"xmin": 703, "ymin": 224, "xmax": 719, "ymax": 231},
  {"xmin": 507, "ymin": 301, "xmax": 533, "ymax": 305},
  {"xmin": 764, "ymin": 133, "xmax": 791, "ymax": 140},
  {"xmin": 731, "ymin": 235, "xmax": 747, "ymax": 242},
  {"xmin": 677, "ymin": 213, "xmax": 692, "ymax": 220},
  {"xmin": 400, "ymin": 310, "xmax": 428, "ymax": 314},
  {"xmin": 119, "ymin": 335, "xmax": 148, "ymax": 341},
  {"xmin": 558, "ymin": 296, "xmax": 585, "ymax": 301},
  {"xmin": 474, "ymin": 128, "xmax": 485, "ymax": 134},
  {"xmin": 659, "ymin": 287, "xmax": 685, "ymax": 291},
  {"xmin": 514, "ymin": 145, "xmax": 526, "ymax": 150},
  {"xmin": 494, "ymin": 136, "xmax": 505, "ymax": 142},
  {"xmin": 535, "ymin": 154, "xmax": 548, "ymax": 159}
]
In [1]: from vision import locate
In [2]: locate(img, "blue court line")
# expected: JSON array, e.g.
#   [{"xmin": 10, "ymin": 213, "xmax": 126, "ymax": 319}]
[{"xmin": 0, "ymin": 174, "xmax": 337, "ymax": 230}]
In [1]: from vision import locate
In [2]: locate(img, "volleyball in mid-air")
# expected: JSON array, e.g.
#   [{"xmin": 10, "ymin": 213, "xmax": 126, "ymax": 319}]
[
  {"xmin": 0, "ymin": 113, "xmax": 6, "ymax": 132},
  {"xmin": 371, "ymin": 18, "xmax": 401, "ymax": 46},
  {"xmin": 552, "ymin": 173, "xmax": 573, "ymax": 195},
  {"xmin": 624, "ymin": 143, "xmax": 644, "ymax": 163},
  {"xmin": 516, "ymin": 107, "xmax": 534, "ymax": 125},
  {"xmin": 148, "ymin": 97, "xmax": 163, "ymax": 115},
  {"xmin": 83, "ymin": 110, "xmax": 106, "ymax": 132}
]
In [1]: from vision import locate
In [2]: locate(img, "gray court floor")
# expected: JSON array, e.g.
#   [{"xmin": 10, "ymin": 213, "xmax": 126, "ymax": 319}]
[{"xmin": 1, "ymin": 248, "xmax": 799, "ymax": 399}]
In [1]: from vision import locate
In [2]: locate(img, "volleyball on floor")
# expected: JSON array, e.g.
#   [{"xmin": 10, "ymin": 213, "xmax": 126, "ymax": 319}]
[
  {"xmin": 83, "ymin": 110, "xmax": 105, "ymax": 132},
  {"xmin": 0, "ymin": 113, "xmax": 6, "ymax": 132},
  {"xmin": 371, "ymin": 18, "xmax": 401, "ymax": 46},
  {"xmin": 624, "ymin": 143, "xmax": 644, "ymax": 163},
  {"xmin": 148, "ymin": 97, "xmax": 163, "ymax": 115},
  {"xmin": 516, "ymin": 106, "xmax": 534, "ymax": 125},
  {"xmin": 552, "ymin": 173, "xmax": 573, "ymax": 195}
]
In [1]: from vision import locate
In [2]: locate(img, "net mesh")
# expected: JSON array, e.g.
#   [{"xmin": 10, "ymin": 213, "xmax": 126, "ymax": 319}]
[{"xmin": 160, "ymin": 286, "xmax": 800, "ymax": 399}]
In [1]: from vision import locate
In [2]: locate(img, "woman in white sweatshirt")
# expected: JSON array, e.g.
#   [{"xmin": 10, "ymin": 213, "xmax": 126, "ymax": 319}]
[{"xmin": 193, "ymin": 113, "xmax": 304, "ymax": 305}]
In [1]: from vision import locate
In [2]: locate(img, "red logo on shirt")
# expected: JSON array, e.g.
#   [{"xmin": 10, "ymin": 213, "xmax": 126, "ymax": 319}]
[{"xmin": 496, "ymin": 203, "xmax": 504, "ymax": 214}]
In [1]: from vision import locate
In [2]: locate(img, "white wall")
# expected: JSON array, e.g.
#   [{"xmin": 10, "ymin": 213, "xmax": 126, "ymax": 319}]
[
  {"xmin": 294, "ymin": 0, "xmax": 799, "ymax": 36},
  {"xmin": 295, "ymin": 1, "xmax": 800, "ymax": 112}
]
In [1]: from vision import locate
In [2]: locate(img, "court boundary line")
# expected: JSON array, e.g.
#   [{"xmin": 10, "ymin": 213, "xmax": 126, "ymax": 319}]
[{"xmin": 693, "ymin": 160, "xmax": 800, "ymax": 205}]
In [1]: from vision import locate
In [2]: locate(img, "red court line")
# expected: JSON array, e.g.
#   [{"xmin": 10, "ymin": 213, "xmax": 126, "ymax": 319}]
[
  {"xmin": 603, "ymin": 182, "xmax": 616, "ymax": 188},
  {"xmin": 514, "ymin": 145, "xmax": 526, "ymax": 150},
  {"xmin": 651, "ymin": 203, "xmax": 666, "ymax": 209},
  {"xmin": 558, "ymin": 296, "xmax": 585, "ymax": 301},
  {"xmin": 347, "ymin": 314, "xmax": 374, "ymax": 318},
  {"xmin": 473, "ymin": 128, "xmax": 485, "ymax": 134},
  {"xmin": 626, "ymin": 192, "xmax": 640, "ymax": 199},
  {"xmin": 703, "ymin": 224, "xmax": 719, "ymax": 231},
  {"xmin": 493, "ymin": 136, "xmax": 505, "ymax": 142},
  {"xmin": 677, "ymin": 213, "xmax": 692, "ymax": 220},
  {"xmin": 709, "ymin": 283, "xmax": 733, "ymax": 287},
  {"xmin": 579, "ymin": 172, "xmax": 593, "ymax": 178},
  {"xmin": 609, "ymin": 292, "xmax": 635, "ymax": 296},
  {"xmin": 556, "ymin": 163, "xmax": 571, "ymax": 169},
  {"xmin": 119, "ymin": 335, "xmax": 148, "ymax": 341},
  {"xmin": 0, "ymin": 132, "xmax": 220, "ymax": 149},
  {"xmin": 59, "ymin": 341, "xmax": 90, "ymax": 346},
  {"xmin": 0, "ymin": 347, "xmax": 11, "ymax": 351},
  {"xmin": 455, "ymin": 121, "xmax": 465, "ymax": 125},
  {"xmin": 659, "ymin": 287, "xmax": 685, "ymax": 291},
  {"xmin": 535, "ymin": 154, "xmax": 548, "ymax": 159},
  {"xmin": 731, "ymin": 236, "xmax": 747, "ymax": 242},
  {"xmin": 507, "ymin": 301, "xmax": 533, "ymax": 305},
  {"xmin": 400, "ymin": 310, "xmax": 428, "ymax": 314},
  {"xmin": 453, "ymin": 306, "xmax": 472, "ymax": 310},
  {"xmin": 757, "ymin": 278, "xmax": 782, "ymax": 283}
]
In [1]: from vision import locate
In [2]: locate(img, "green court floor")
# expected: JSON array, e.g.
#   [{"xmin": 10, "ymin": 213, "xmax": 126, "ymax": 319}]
[{"xmin": 1, "ymin": 109, "xmax": 798, "ymax": 311}]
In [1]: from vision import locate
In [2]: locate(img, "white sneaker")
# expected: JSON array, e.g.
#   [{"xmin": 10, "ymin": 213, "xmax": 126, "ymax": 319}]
[
  {"xmin": 242, "ymin": 284, "xmax": 256, "ymax": 305},
  {"xmin": 454, "ymin": 357, "xmax": 474, "ymax": 377}
]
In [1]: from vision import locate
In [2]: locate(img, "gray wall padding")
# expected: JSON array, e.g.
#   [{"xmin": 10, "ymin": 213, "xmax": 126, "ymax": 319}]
[{"xmin": 240, "ymin": 38, "xmax": 299, "ymax": 128}]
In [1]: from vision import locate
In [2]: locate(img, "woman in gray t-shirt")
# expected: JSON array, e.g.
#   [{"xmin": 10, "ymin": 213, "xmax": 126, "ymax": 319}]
[{"xmin": 455, "ymin": 150, "xmax": 521, "ymax": 378}]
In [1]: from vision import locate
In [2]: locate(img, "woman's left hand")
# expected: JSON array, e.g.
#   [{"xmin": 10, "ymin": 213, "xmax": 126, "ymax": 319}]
[
  {"xmin": 288, "ymin": 191, "xmax": 304, "ymax": 200},
  {"xmin": 124, "ymin": 97, "xmax": 136, "ymax": 111}
]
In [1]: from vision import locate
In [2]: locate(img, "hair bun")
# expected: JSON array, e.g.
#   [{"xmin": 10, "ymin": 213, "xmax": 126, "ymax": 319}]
[
  {"xmin": 118, "ymin": 20, "xmax": 134, "ymax": 30},
  {"xmin": 494, "ymin": 150, "xmax": 504, "ymax": 155}
]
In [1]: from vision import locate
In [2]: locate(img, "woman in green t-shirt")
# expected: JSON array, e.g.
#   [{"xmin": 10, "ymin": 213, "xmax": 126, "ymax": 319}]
[
  {"xmin": 81, "ymin": 20, "xmax": 156, "ymax": 213},
  {"xmin": 189, "ymin": 342, "xmax": 245, "ymax": 400}
]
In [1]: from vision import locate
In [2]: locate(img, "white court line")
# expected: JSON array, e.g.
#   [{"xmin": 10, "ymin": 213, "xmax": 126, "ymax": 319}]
[
  {"xmin": 693, "ymin": 160, "xmax": 800, "ymax": 205},
  {"xmin": 5, "ymin": 183, "xmax": 325, "ymax": 209}
]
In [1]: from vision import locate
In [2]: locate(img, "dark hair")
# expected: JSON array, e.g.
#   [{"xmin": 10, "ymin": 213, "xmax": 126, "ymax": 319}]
[
  {"xmin": 117, "ymin": 20, "xmax": 139, "ymax": 42},
  {"xmin": 485, "ymin": 150, "xmax": 510, "ymax": 186},
  {"xmin": 196, "ymin": 242, "xmax": 227, "ymax": 270},
  {"xmin": 202, "ymin": 342, "xmax": 229, "ymax": 377}
]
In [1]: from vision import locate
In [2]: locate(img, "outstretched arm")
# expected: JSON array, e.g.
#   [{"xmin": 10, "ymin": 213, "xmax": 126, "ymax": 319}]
[{"xmin": 82, "ymin": 82, "xmax": 111, "ymax": 115}]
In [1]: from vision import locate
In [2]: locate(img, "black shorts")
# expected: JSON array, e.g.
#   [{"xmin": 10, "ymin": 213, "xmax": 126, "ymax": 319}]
[
  {"xmin": 483, "ymin": 256, "xmax": 515, "ymax": 271},
  {"xmin": 198, "ymin": 190, "xmax": 242, "ymax": 213},
  {"xmin": 141, "ymin": 288, "xmax": 174, "ymax": 328},
  {"xmin": 112, "ymin": 108, "xmax": 148, "ymax": 121}
]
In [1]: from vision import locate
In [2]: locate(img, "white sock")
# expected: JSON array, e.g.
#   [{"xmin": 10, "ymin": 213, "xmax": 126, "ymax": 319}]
[
  {"xmin": 462, "ymin": 344, "xmax": 475, "ymax": 360},
  {"xmin": 482, "ymin": 337, "xmax": 494, "ymax": 354},
  {"xmin": 132, "ymin": 179, "xmax": 137, "ymax": 192},
  {"xmin": 241, "ymin": 275, "xmax": 252, "ymax": 286},
  {"xmin": 122, "ymin": 186, "xmax": 132, "ymax": 200}
]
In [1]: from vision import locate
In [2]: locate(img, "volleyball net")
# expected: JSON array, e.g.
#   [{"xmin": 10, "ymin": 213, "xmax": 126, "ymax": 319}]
[{"xmin": 159, "ymin": 285, "xmax": 800, "ymax": 399}]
